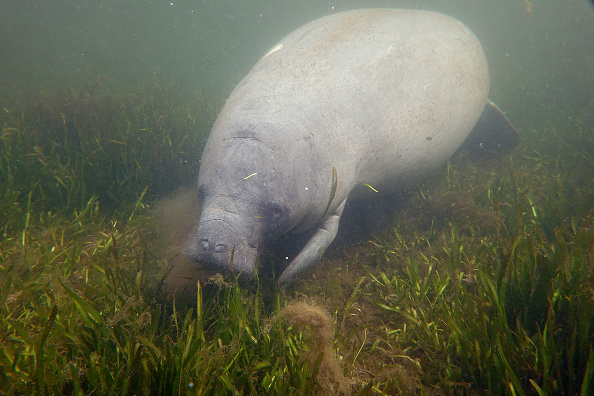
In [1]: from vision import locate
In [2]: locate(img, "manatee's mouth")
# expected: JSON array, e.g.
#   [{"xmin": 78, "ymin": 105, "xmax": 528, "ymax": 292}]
[{"xmin": 187, "ymin": 218, "xmax": 259, "ymax": 276}]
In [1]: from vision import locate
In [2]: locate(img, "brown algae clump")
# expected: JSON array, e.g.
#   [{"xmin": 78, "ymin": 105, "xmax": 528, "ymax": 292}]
[{"xmin": 281, "ymin": 301, "xmax": 350, "ymax": 394}]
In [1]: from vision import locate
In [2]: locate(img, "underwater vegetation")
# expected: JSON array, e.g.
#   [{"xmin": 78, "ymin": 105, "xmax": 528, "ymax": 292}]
[
  {"xmin": 0, "ymin": 86, "xmax": 592, "ymax": 395},
  {"xmin": 0, "ymin": 83, "xmax": 214, "ymax": 233}
]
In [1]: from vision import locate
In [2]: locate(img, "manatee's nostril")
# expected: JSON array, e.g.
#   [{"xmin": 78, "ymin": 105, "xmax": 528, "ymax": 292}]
[
  {"xmin": 214, "ymin": 244, "xmax": 227, "ymax": 253},
  {"xmin": 200, "ymin": 238, "xmax": 209, "ymax": 249}
]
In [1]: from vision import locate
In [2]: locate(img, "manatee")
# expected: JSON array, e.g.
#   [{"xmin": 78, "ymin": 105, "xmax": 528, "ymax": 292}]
[{"xmin": 187, "ymin": 9, "xmax": 519, "ymax": 285}]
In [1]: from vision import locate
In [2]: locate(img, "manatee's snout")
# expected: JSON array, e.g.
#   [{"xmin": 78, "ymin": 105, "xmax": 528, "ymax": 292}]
[{"xmin": 187, "ymin": 218, "xmax": 258, "ymax": 276}]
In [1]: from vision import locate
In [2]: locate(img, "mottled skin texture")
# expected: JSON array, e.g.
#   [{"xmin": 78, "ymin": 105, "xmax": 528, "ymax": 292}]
[{"xmin": 188, "ymin": 9, "xmax": 490, "ymax": 284}]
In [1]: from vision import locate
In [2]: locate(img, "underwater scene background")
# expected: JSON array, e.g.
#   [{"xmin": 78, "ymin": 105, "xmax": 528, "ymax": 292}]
[{"xmin": 0, "ymin": 0, "xmax": 592, "ymax": 394}]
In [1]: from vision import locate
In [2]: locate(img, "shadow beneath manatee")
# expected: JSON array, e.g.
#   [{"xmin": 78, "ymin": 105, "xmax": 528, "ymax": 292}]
[{"xmin": 263, "ymin": 193, "xmax": 411, "ymax": 278}]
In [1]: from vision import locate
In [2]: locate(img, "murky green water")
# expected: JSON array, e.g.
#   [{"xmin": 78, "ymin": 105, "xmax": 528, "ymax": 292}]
[{"xmin": 1, "ymin": 0, "xmax": 592, "ymax": 128}]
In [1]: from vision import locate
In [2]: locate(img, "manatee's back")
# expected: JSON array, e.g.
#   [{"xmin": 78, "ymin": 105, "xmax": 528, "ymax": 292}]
[{"xmin": 203, "ymin": 9, "xmax": 489, "ymax": 200}]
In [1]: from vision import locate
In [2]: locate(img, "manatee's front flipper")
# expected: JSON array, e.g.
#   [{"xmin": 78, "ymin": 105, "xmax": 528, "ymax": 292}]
[
  {"xmin": 277, "ymin": 200, "xmax": 346, "ymax": 286},
  {"xmin": 457, "ymin": 100, "xmax": 520, "ymax": 157}
]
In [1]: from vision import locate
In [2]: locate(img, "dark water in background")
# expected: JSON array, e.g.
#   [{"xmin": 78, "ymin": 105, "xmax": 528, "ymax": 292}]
[{"xmin": 0, "ymin": 0, "xmax": 592, "ymax": 129}]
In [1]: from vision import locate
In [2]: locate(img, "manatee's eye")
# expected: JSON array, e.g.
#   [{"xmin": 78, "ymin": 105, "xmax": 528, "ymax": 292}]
[
  {"xmin": 258, "ymin": 202, "xmax": 288, "ymax": 224},
  {"xmin": 271, "ymin": 205, "xmax": 283, "ymax": 219}
]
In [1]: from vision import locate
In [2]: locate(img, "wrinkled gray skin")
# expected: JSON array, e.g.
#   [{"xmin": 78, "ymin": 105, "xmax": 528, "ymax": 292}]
[{"xmin": 188, "ymin": 9, "xmax": 492, "ymax": 284}]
